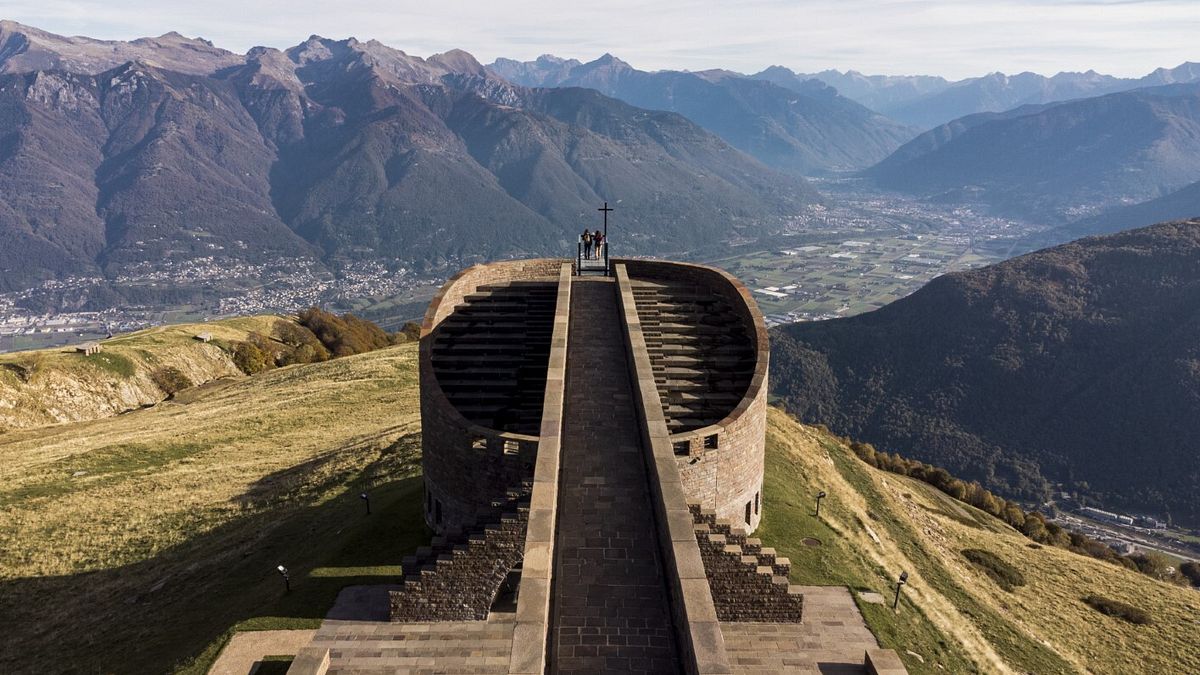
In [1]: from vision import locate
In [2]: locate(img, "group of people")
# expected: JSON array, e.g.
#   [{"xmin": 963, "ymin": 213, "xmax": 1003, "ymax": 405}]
[{"xmin": 580, "ymin": 229, "xmax": 606, "ymax": 260}]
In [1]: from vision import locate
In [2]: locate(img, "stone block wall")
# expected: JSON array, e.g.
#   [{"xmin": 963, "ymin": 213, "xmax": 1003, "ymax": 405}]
[
  {"xmin": 390, "ymin": 491, "xmax": 529, "ymax": 622},
  {"xmin": 691, "ymin": 505, "xmax": 804, "ymax": 623},
  {"xmin": 419, "ymin": 258, "xmax": 567, "ymax": 533},
  {"xmin": 619, "ymin": 258, "xmax": 769, "ymax": 533}
]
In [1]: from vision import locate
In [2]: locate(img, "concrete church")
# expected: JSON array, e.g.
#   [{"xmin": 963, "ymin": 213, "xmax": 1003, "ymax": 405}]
[{"xmin": 285, "ymin": 251, "xmax": 906, "ymax": 674}]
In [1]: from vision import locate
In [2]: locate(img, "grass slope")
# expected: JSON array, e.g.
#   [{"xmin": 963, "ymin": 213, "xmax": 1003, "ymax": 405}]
[
  {"xmin": 3, "ymin": 338, "xmax": 1198, "ymax": 674},
  {"xmin": 0, "ymin": 316, "xmax": 291, "ymax": 431},
  {"xmin": 0, "ymin": 343, "xmax": 429, "ymax": 673},
  {"xmin": 759, "ymin": 407, "xmax": 1200, "ymax": 674}
]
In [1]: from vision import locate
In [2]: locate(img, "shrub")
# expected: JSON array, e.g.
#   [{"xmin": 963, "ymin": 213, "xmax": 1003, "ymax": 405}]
[
  {"xmin": 232, "ymin": 340, "xmax": 271, "ymax": 375},
  {"xmin": 150, "ymin": 366, "xmax": 193, "ymax": 396},
  {"xmin": 400, "ymin": 321, "xmax": 422, "ymax": 342},
  {"xmin": 1082, "ymin": 595, "xmax": 1152, "ymax": 625},
  {"xmin": 962, "ymin": 549, "xmax": 1027, "ymax": 591},
  {"xmin": 297, "ymin": 307, "xmax": 393, "ymax": 357},
  {"xmin": 1181, "ymin": 561, "xmax": 1200, "ymax": 588}
]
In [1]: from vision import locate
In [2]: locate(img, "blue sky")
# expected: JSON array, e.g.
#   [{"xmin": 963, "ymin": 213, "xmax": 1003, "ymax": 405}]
[{"xmin": 5, "ymin": 0, "xmax": 1198, "ymax": 79}]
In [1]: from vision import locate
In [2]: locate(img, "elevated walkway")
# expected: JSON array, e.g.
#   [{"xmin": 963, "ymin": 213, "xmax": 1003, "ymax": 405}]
[{"xmin": 549, "ymin": 278, "xmax": 681, "ymax": 673}]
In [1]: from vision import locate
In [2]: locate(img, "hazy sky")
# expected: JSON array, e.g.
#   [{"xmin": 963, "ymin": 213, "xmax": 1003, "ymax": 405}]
[{"xmin": 5, "ymin": 0, "xmax": 1199, "ymax": 79}]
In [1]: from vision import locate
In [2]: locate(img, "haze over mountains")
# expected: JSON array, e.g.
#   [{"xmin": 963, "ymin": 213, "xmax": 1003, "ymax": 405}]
[
  {"xmin": 488, "ymin": 54, "xmax": 914, "ymax": 174},
  {"xmin": 868, "ymin": 83, "xmax": 1200, "ymax": 226},
  {"xmin": 0, "ymin": 21, "xmax": 811, "ymax": 292},
  {"xmin": 771, "ymin": 219, "xmax": 1200, "ymax": 527},
  {"xmin": 761, "ymin": 62, "xmax": 1200, "ymax": 129}
]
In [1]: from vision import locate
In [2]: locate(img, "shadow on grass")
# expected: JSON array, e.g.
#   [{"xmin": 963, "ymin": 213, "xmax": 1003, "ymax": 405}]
[{"xmin": 0, "ymin": 442, "xmax": 431, "ymax": 674}]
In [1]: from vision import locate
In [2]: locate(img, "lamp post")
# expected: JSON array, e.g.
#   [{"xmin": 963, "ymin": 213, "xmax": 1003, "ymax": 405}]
[
  {"xmin": 360, "ymin": 491, "xmax": 371, "ymax": 515},
  {"xmin": 893, "ymin": 571, "xmax": 908, "ymax": 610},
  {"xmin": 816, "ymin": 490, "xmax": 827, "ymax": 517},
  {"xmin": 277, "ymin": 564, "xmax": 290, "ymax": 593}
]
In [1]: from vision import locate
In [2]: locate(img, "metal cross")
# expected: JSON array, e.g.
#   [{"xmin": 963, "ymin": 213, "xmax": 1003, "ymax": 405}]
[{"xmin": 598, "ymin": 202, "xmax": 613, "ymax": 238}]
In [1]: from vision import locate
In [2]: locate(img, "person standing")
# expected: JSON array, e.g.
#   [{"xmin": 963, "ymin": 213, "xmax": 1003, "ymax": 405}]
[
  {"xmin": 594, "ymin": 230, "xmax": 604, "ymax": 259},
  {"xmin": 582, "ymin": 229, "xmax": 593, "ymax": 259}
]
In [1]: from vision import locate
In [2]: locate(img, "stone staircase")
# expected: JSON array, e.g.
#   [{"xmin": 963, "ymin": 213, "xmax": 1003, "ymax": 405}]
[
  {"xmin": 430, "ymin": 281, "xmax": 557, "ymax": 435},
  {"xmin": 629, "ymin": 279, "xmax": 755, "ymax": 433},
  {"xmin": 690, "ymin": 504, "xmax": 804, "ymax": 622},
  {"xmin": 389, "ymin": 486, "xmax": 530, "ymax": 622}
]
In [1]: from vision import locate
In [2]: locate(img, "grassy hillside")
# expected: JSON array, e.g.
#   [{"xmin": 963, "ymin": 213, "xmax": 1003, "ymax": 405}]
[
  {"xmin": 0, "ymin": 316, "xmax": 291, "ymax": 431},
  {"xmin": 0, "ymin": 342, "xmax": 429, "ymax": 673},
  {"xmin": 761, "ymin": 407, "xmax": 1200, "ymax": 674},
  {"xmin": 2, "ymin": 334, "xmax": 1197, "ymax": 673}
]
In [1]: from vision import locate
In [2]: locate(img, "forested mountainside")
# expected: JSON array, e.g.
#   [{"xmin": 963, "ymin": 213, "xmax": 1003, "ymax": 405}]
[{"xmin": 771, "ymin": 219, "xmax": 1200, "ymax": 526}]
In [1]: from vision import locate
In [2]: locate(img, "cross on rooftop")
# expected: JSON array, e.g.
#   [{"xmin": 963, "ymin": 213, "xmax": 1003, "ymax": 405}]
[{"xmin": 598, "ymin": 201, "xmax": 613, "ymax": 238}]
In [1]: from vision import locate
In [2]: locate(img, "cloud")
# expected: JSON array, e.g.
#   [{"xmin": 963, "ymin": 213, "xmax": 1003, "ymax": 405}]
[{"xmin": 4, "ymin": 0, "xmax": 1198, "ymax": 79}]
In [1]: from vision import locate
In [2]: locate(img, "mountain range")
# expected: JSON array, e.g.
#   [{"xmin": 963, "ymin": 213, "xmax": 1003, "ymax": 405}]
[
  {"xmin": 865, "ymin": 83, "xmax": 1200, "ymax": 224},
  {"xmin": 762, "ymin": 63, "xmax": 1200, "ymax": 129},
  {"xmin": 487, "ymin": 54, "xmax": 915, "ymax": 174},
  {"xmin": 0, "ymin": 21, "xmax": 813, "ymax": 292},
  {"xmin": 770, "ymin": 218, "xmax": 1200, "ymax": 527}
]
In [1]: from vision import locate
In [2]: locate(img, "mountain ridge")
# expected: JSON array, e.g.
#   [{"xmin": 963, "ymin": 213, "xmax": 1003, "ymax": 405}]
[
  {"xmin": 770, "ymin": 218, "xmax": 1200, "ymax": 526},
  {"xmin": 487, "ymin": 53, "xmax": 916, "ymax": 174},
  {"xmin": 0, "ymin": 23, "xmax": 813, "ymax": 293}
]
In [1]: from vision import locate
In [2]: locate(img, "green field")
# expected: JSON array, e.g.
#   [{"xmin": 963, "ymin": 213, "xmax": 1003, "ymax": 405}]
[{"xmin": 704, "ymin": 234, "xmax": 1005, "ymax": 320}]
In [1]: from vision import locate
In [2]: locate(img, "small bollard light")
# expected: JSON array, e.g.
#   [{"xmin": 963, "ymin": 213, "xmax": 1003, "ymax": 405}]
[
  {"xmin": 360, "ymin": 491, "xmax": 371, "ymax": 515},
  {"xmin": 815, "ymin": 490, "xmax": 827, "ymax": 517},
  {"xmin": 893, "ymin": 571, "xmax": 909, "ymax": 610},
  {"xmin": 277, "ymin": 564, "xmax": 290, "ymax": 592}
]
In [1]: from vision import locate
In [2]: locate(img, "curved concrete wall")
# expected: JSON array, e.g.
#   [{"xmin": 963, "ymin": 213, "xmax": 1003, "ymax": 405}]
[
  {"xmin": 617, "ymin": 259, "xmax": 769, "ymax": 533},
  {"xmin": 419, "ymin": 259, "xmax": 567, "ymax": 533}
]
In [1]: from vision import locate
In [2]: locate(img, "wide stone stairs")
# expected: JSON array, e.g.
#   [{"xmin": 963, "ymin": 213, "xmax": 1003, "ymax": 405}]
[
  {"xmin": 389, "ymin": 486, "xmax": 530, "ymax": 622},
  {"xmin": 629, "ymin": 279, "xmax": 755, "ymax": 433},
  {"xmin": 690, "ymin": 505, "xmax": 804, "ymax": 623},
  {"xmin": 430, "ymin": 281, "xmax": 557, "ymax": 435}
]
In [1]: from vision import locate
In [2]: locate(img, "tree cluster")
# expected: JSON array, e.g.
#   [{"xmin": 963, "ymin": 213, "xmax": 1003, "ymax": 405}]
[
  {"xmin": 847, "ymin": 439, "xmax": 1192, "ymax": 587},
  {"xmin": 226, "ymin": 310, "xmax": 408, "ymax": 376}
]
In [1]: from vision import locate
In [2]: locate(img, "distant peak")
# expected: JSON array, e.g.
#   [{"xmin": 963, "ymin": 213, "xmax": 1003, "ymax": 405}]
[{"xmin": 429, "ymin": 48, "xmax": 485, "ymax": 75}]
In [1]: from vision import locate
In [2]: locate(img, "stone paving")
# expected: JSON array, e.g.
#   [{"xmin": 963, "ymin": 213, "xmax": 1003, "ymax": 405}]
[
  {"xmin": 311, "ymin": 585, "xmax": 515, "ymax": 674},
  {"xmin": 721, "ymin": 586, "xmax": 879, "ymax": 674},
  {"xmin": 208, "ymin": 629, "xmax": 317, "ymax": 675},
  {"xmin": 549, "ymin": 278, "xmax": 682, "ymax": 674}
]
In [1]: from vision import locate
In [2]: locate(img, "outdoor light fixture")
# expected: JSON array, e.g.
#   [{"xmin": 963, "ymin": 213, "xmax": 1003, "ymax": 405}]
[
  {"xmin": 360, "ymin": 491, "xmax": 371, "ymax": 515},
  {"xmin": 277, "ymin": 564, "xmax": 290, "ymax": 592},
  {"xmin": 893, "ymin": 571, "xmax": 909, "ymax": 610},
  {"xmin": 816, "ymin": 490, "xmax": 827, "ymax": 517}
]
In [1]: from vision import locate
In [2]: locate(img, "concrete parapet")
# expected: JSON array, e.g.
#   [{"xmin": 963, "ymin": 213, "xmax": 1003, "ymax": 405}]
[
  {"xmin": 508, "ymin": 263, "xmax": 572, "ymax": 675},
  {"xmin": 285, "ymin": 647, "xmax": 330, "ymax": 675},
  {"xmin": 866, "ymin": 648, "xmax": 909, "ymax": 674},
  {"xmin": 615, "ymin": 264, "xmax": 733, "ymax": 675}
]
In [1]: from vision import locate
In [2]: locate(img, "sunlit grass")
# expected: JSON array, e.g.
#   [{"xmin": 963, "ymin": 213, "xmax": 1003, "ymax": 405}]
[
  {"xmin": 0, "ymin": 344, "xmax": 430, "ymax": 673},
  {"xmin": 760, "ymin": 407, "xmax": 1200, "ymax": 674}
]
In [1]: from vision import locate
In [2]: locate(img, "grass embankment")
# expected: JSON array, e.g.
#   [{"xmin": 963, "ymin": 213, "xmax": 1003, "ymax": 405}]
[
  {"xmin": 759, "ymin": 407, "xmax": 1200, "ymax": 674},
  {"xmin": 0, "ymin": 316, "xmax": 289, "ymax": 431},
  {"xmin": 0, "ymin": 343, "xmax": 431, "ymax": 673}
]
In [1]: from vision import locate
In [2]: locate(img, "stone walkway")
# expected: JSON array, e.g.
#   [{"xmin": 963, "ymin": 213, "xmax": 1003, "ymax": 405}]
[
  {"xmin": 549, "ymin": 278, "xmax": 682, "ymax": 674},
  {"xmin": 309, "ymin": 585, "xmax": 515, "ymax": 674},
  {"xmin": 208, "ymin": 629, "xmax": 316, "ymax": 675},
  {"xmin": 721, "ymin": 586, "xmax": 879, "ymax": 674}
]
